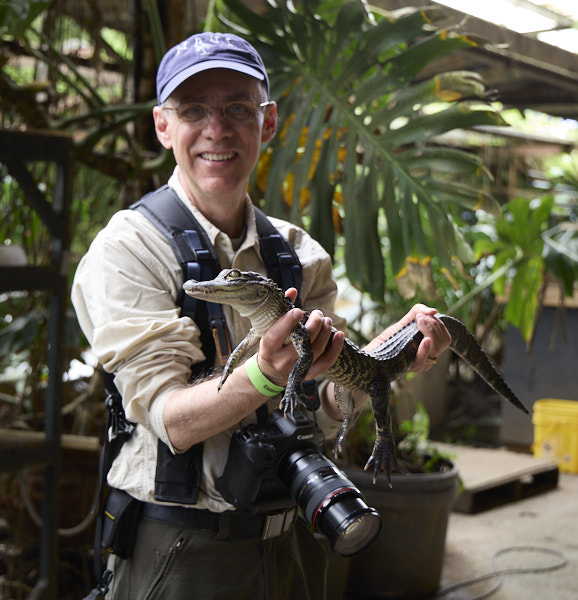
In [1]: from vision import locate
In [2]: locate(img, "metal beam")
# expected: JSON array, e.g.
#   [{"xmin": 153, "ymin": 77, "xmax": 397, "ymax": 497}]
[{"xmin": 376, "ymin": 0, "xmax": 578, "ymax": 120}]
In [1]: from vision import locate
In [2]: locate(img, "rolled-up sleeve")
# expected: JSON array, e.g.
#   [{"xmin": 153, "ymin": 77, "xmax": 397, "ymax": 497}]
[{"xmin": 71, "ymin": 209, "xmax": 202, "ymax": 448}]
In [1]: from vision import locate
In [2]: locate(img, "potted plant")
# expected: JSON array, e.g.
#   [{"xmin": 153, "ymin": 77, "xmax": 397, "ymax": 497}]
[{"xmin": 332, "ymin": 401, "xmax": 459, "ymax": 599}]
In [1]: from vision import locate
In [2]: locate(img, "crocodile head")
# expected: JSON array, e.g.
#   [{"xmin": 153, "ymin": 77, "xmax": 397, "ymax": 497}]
[{"xmin": 183, "ymin": 268, "xmax": 290, "ymax": 327}]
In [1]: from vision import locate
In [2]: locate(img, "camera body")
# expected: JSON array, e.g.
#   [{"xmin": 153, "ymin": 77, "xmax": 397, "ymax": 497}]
[
  {"xmin": 217, "ymin": 409, "xmax": 382, "ymax": 557},
  {"xmin": 216, "ymin": 409, "xmax": 324, "ymax": 511}
]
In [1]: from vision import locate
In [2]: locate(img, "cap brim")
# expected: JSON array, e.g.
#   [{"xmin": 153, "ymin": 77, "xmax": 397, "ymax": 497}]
[{"xmin": 158, "ymin": 60, "xmax": 266, "ymax": 103}]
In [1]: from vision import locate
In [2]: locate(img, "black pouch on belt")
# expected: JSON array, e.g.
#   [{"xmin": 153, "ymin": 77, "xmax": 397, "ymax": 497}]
[{"xmin": 101, "ymin": 488, "xmax": 142, "ymax": 559}]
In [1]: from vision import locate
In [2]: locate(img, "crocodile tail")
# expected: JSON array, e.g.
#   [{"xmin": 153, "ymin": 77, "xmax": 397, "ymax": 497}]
[{"xmin": 440, "ymin": 315, "xmax": 529, "ymax": 415}]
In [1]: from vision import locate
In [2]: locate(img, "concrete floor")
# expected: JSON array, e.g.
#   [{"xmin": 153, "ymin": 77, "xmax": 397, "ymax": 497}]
[
  {"xmin": 342, "ymin": 445, "xmax": 576, "ymax": 600},
  {"xmin": 439, "ymin": 470, "xmax": 577, "ymax": 600}
]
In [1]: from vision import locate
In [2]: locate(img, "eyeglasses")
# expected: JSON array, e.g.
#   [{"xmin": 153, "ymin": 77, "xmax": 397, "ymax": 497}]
[{"xmin": 163, "ymin": 100, "xmax": 273, "ymax": 125}]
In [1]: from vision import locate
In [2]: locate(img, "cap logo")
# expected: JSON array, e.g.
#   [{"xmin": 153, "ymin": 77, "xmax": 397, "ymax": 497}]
[
  {"xmin": 193, "ymin": 36, "xmax": 211, "ymax": 55},
  {"xmin": 192, "ymin": 34, "xmax": 237, "ymax": 55}
]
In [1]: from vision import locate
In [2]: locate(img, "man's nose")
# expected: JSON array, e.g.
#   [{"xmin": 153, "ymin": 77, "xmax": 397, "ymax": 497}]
[{"xmin": 202, "ymin": 108, "xmax": 233, "ymax": 136}]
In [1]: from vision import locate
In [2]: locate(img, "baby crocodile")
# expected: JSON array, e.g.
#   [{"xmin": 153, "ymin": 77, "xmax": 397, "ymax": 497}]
[{"xmin": 183, "ymin": 268, "xmax": 528, "ymax": 482}]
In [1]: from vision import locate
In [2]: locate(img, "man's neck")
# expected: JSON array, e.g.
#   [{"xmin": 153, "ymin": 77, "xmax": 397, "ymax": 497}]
[
  {"xmin": 189, "ymin": 194, "xmax": 247, "ymax": 238},
  {"xmin": 176, "ymin": 170, "xmax": 248, "ymax": 238}
]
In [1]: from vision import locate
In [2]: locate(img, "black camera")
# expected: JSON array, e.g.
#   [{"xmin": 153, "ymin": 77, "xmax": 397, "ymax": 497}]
[{"xmin": 216, "ymin": 409, "xmax": 381, "ymax": 557}]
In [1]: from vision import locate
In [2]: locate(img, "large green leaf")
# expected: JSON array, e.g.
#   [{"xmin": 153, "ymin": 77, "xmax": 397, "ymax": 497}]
[
  {"xmin": 0, "ymin": 0, "xmax": 51, "ymax": 38},
  {"xmin": 474, "ymin": 196, "xmax": 554, "ymax": 342},
  {"xmin": 216, "ymin": 0, "xmax": 503, "ymax": 301}
]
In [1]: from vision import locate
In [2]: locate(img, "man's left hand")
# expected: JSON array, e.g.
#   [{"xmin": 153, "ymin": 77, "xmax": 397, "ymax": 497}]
[{"xmin": 364, "ymin": 304, "xmax": 451, "ymax": 372}]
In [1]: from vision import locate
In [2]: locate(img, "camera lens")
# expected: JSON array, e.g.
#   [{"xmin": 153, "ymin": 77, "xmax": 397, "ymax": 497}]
[
  {"xmin": 316, "ymin": 492, "xmax": 382, "ymax": 557},
  {"xmin": 281, "ymin": 448, "xmax": 382, "ymax": 557}
]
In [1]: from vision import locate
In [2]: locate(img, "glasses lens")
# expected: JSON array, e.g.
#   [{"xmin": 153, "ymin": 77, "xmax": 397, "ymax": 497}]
[
  {"xmin": 177, "ymin": 103, "xmax": 210, "ymax": 123},
  {"xmin": 224, "ymin": 102, "xmax": 257, "ymax": 121}
]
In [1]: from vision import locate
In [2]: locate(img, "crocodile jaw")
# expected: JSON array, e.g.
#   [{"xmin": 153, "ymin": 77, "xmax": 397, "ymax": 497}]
[{"xmin": 183, "ymin": 268, "xmax": 288, "ymax": 334}]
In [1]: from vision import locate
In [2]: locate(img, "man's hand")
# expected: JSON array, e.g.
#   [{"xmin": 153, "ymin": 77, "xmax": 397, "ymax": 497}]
[
  {"xmin": 364, "ymin": 304, "xmax": 450, "ymax": 372},
  {"xmin": 256, "ymin": 288, "xmax": 344, "ymax": 386}
]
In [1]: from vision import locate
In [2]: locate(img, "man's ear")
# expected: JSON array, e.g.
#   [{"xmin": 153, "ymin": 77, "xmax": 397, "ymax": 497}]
[
  {"xmin": 153, "ymin": 106, "xmax": 173, "ymax": 150},
  {"xmin": 261, "ymin": 102, "xmax": 277, "ymax": 143}
]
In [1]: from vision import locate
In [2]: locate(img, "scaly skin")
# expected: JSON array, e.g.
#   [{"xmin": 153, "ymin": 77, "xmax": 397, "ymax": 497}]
[{"xmin": 183, "ymin": 269, "xmax": 529, "ymax": 482}]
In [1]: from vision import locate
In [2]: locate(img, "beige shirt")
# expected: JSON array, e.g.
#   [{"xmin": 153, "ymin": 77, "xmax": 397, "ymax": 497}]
[{"xmin": 72, "ymin": 169, "xmax": 345, "ymax": 512}]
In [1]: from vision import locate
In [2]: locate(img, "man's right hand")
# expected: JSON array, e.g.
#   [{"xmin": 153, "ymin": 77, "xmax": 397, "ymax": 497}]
[{"xmin": 256, "ymin": 288, "xmax": 344, "ymax": 387}]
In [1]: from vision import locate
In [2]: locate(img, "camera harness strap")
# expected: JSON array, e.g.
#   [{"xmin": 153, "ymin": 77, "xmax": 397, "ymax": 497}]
[{"xmin": 89, "ymin": 185, "xmax": 306, "ymax": 596}]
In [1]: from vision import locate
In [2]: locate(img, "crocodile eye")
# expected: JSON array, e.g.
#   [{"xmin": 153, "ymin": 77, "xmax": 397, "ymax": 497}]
[{"xmin": 226, "ymin": 268, "xmax": 241, "ymax": 279}]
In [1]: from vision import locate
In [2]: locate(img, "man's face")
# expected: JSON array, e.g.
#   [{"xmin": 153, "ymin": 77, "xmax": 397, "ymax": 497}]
[{"xmin": 154, "ymin": 69, "xmax": 276, "ymax": 207}]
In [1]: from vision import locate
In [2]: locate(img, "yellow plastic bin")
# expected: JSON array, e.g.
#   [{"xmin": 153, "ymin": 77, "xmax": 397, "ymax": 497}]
[{"xmin": 533, "ymin": 399, "xmax": 578, "ymax": 473}]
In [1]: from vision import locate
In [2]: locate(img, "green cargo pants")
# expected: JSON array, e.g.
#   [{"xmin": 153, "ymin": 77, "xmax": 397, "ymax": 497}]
[{"xmin": 105, "ymin": 515, "xmax": 328, "ymax": 600}]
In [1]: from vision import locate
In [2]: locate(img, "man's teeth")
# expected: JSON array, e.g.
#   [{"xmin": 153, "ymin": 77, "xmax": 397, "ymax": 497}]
[{"xmin": 201, "ymin": 152, "xmax": 235, "ymax": 161}]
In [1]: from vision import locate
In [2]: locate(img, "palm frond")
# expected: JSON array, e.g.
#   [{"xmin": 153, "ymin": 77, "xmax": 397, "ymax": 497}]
[{"xmin": 217, "ymin": 0, "xmax": 504, "ymax": 301}]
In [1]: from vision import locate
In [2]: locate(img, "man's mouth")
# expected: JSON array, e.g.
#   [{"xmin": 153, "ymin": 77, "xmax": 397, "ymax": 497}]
[{"xmin": 200, "ymin": 152, "xmax": 236, "ymax": 162}]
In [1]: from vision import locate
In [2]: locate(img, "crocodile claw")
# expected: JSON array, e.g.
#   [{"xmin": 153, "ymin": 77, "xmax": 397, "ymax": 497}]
[
  {"xmin": 279, "ymin": 386, "xmax": 309, "ymax": 419},
  {"xmin": 280, "ymin": 392, "xmax": 297, "ymax": 419},
  {"xmin": 364, "ymin": 434, "xmax": 399, "ymax": 485}
]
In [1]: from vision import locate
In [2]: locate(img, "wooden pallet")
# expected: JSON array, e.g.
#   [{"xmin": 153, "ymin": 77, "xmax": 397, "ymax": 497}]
[{"xmin": 436, "ymin": 443, "xmax": 559, "ymax": 514}]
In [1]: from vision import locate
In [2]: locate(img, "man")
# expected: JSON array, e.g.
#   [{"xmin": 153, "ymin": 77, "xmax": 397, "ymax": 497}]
[{"xmin": 72, "ymin": 32, "xmax": 450, "ymax": 599}]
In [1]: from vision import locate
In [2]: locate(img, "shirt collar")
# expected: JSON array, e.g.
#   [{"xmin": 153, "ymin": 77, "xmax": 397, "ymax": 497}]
[{"xmin": 167, "ymin": 167, "xmax": 259, "ymax": 251}]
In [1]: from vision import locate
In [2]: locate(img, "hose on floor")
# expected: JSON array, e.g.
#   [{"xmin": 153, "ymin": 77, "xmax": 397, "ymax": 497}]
[{"xmin": 434, "ymin": 545, "xmax": 568, "ymax": 600}]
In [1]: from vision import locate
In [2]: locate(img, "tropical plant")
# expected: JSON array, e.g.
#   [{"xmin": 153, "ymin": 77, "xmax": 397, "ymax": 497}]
[
  {"xmin": 397, "ymin": 402, "xmax": 455, "ymax": 473},
  {"xmin": 214, "ymin": 0, "xmax": 505, "ymax": 304},
  {"xmin": 0, "ymin": 0, "xmax": 172, "ymax": 192},
  {"xmin": 473, "ymin": 196, "xmax": 554, "ymax": 343},
  {"xmin": 469, "ymin": 193, "xmax": 578, "ymax": 345}
]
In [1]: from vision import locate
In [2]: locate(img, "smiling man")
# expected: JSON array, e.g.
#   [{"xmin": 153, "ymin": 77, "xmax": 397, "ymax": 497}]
[
  {"xmin": 154, "ymin": 67, "xmax": 273, "ymax": 237},
  {"xmin": 72, "ymin": 32, "xmax": 450, "ymax": 600}
]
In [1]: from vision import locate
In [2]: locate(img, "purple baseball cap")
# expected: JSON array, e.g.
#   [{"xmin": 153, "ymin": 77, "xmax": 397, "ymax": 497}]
[{"xmin": 156, "ymin": 32, "xmax": 269, "ymax": 103}]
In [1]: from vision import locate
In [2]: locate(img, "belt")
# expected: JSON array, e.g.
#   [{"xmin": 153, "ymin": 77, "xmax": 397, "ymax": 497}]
[{"xmin": 140, "ymin": 502, "xmax": 299, "ymax": 541}]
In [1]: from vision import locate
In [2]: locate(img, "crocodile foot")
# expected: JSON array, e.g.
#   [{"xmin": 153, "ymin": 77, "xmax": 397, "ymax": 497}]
[
  {"xmin": 332, "ymin": 419, "xmax": 351, "ymax": 458},
  {"xmin": 279, "ymin": 387, "xmax": 303, "ymax": 419},
  {"xmin": 364, "ymin": 436, "xmax": 399, "ymax": 485}
]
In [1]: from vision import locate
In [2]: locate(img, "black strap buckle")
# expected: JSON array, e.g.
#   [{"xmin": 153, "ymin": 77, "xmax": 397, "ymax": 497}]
[
  {"xmin": 209, "ymin": 312, "xmax": 232, "ymax": 366},
  {"xmin": 105, "ymin": 393, "xmax": 134, "ymax": 442},
  {"xmin": 82, "ymin": 569, "xmax": 113, "ymax": 600}
]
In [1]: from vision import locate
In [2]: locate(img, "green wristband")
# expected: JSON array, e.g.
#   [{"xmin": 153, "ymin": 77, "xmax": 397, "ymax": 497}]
[{"xmin": 245, "ymin": 354, "xmax": 285, "ymax": 397}]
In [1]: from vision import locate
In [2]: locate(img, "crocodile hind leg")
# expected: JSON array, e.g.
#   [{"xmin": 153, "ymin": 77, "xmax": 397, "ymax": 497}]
[
  {"xmin": 281, "ymin": 323, "xmax": 314, "ymax": 418},
  {"xmin": 332, "ymin": 385, "xmax": 355, "ymax": 457},
  {"xmin": 364, "ymin": 376, "xmax": 399, "ymax": 484}
]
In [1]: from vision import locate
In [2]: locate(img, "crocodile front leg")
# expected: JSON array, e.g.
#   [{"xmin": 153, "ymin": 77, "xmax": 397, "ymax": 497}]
[
  {"xmin": 219, "ymin": 327, "xmax": 260, "ymax": 391},
  {"xmin": 364, "ymin": 375, "xmax": 399, "ymax": 484},
  {"xmin": 281, "ymin": 322, "xmax": 314, "ymax": 418}
]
